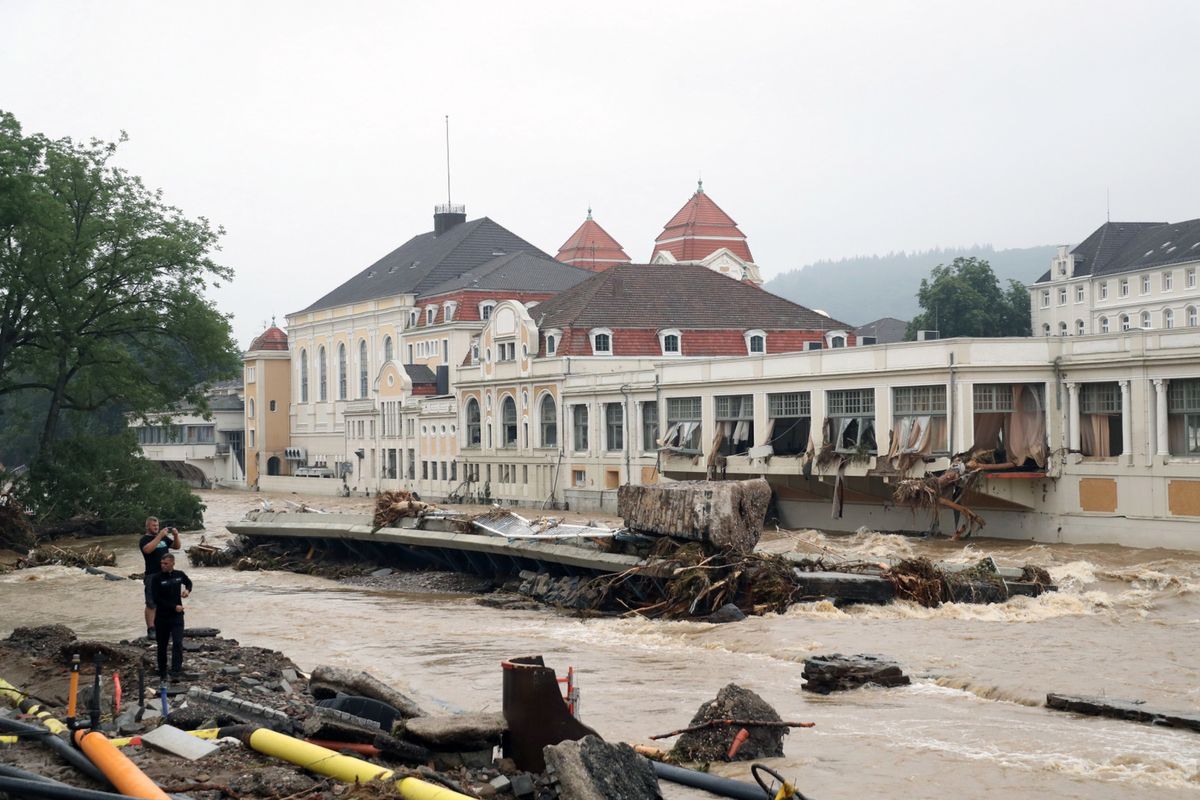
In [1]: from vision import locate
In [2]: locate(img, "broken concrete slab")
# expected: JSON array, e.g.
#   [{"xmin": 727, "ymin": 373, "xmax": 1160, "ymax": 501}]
[
  {"xmin": 670, "ymin": 683, "xmax": 785, "ymax": 762},
  {"xmin": 309, "ymin": 665, "xmax": 425, "ymax": 718},
  {"xmin": 1046, "ymin": 693, "xmax": 1200, "ymax": 733},
  {"xmin": 543, "ymin": 735, "xmax": 661, "ymax": 800},
  {"xmin": 140, "ymin": 724, "xmax": 220, "ymax": 760},
  {"xmin": 793, "ymin": 571, "xmax": 895, "ymax": 604},
  {"xmin": 802, "ymin": 653, "xmax": 910, "ymax": 694},
  {"xmin": 617, "ymin": 478, "xmax": 771, "ymax": 553},
  {"xmin": 400, "ymin": 711, "xmax": 507, "ymax": 749}
]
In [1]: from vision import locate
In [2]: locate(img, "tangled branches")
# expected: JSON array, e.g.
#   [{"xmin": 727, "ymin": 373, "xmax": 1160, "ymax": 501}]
[{"xmin": 372, "ymin": 490, "xmax": 432, "ymax": 532}]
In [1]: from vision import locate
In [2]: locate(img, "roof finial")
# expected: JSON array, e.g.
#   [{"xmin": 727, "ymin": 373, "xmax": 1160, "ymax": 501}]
[
  {"xmin": 586, "ymin": 204, "xmax": 592, "ymax": 220},
  {"xmin": 697, "ymin": 175, "xmax": 704, "ymax": 194},
  {"xmin": 271, "ymin": 314, "xmax": 276, "ymax": 328}
]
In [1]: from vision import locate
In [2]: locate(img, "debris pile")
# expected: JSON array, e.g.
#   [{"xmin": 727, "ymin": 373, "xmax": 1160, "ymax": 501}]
[
  {"xmin": 617, "ymin": 478, "xmax": 771, "ymax": 553},
  {"xmin": 884, "ymin": 557, "xmax": 1010, "ymax": 606},
  {"xmin": 665, "ymin": 683, "xmax": 790, "ymax": 762},
  {"xmin": 544, "ymin": 735, "xmax": 662, "ymax": 800},
  {"xmin": 18, "ymin": 543, "xmax": 116, "ymax": 569},
  {"xmin": 801, "ymin": 654, "xmax": 910, "ymax": 694},
  {"xmin": 371, "ymin": 490, "xmax": 432, "ymax": 532},
  {"xmin": 0, "ymin": 484, "xmax": 35, "ymax": 552},
  {"xmin": 186, "ymin": 542, "xmax": 236, "ymax": 567}
]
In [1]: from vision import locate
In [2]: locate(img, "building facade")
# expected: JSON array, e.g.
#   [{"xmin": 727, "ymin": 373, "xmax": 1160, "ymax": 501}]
[{"xmin": 131, "ymin": 379, "xmax": 246, "ymax": 487}]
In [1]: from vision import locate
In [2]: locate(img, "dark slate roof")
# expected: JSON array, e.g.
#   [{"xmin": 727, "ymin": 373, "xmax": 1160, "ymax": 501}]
[
  {"xmin": 208, "ymin": 395, "xmax": 245, "ymax": 411},
  {"xmin": 301, "ymin": 218, "xmax": 553, "ymax": 312},
  {"xmin": 1035, "ymin": 220, "xmax": 1200, "ymax": 282},
  {"xmin": 404, "ymin": 364, "xmax": 437, "ymax": 384},
  {"xmin": 531, "ymin": 262, "xmax": 854, "ymax": 330},
  {"xmin": 854, "ymin": 317, "xmax": 908, "ymax": 343},
  {"xmin": 418, "ymin": 251, "xmax": 593, "ymax": 297}
]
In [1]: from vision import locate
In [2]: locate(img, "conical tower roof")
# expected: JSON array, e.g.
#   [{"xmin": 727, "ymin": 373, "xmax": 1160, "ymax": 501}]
[
  {"xmin": 651, "ymin": 182, "xmax": 753, "ymax": 263},
  {"xmin": 555, "ymin": 209, "xmax": 631, "ymax": 272}
]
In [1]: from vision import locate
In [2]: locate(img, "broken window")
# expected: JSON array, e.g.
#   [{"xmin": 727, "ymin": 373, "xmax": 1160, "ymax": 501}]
[
  {"xmin": 641, "ymin": 402, "xmax": 659, "ymax": 452},
  {"xmin": 573, "ymin": 404, "xmax": 589, "ymax": 451},
  {"xmin": 766, "ymin": 391, "xmax": 810, "ymax": 456},
  {"xmin": 828, "ymin": 388, "xmax": 876, "ymax": 453},
  {"xmin": 889, "ymin": 385, "xmax": 947, "ymax": 464},
  {"xmin": 971, "ymin": 383, "xmax": 1047, "ymax": 467},
  {"xmin": 1080, "ymin": 382, "xmax": 1123, "ymax": 457},
  {"xmin": 501, "ymin": 396, "xmax": 517, "ymax": 448},
  {"xmin": 606, "ymin": 403, "xmax": 624, "ymax": 451},
  {"xmin": 662, "ymin": 396, "xmax": 702, "ymax": 452},
  {"xmin": 1167, "ymin": 379, "xmax": 1200, "ymax": 456},
  {"xmin": 714, "ymin": 395, "xmax": 754, "ymax": 456}
]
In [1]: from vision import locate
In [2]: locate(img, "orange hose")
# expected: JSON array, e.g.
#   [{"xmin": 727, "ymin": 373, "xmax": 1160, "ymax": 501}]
[
  {"xmin": 304, "ymin": 738, "xmax": 382, "ymax": 756},
  {"xmin": 726, "ymin": 728, "xmax": 750, "ymax": 759},
  {"xmin": 73, "ymin": 729, "xmax": 170, "ymax": 800},
  {"xmin": 66, "ymin": 656, "xmax": 80, "ymax": 720}
]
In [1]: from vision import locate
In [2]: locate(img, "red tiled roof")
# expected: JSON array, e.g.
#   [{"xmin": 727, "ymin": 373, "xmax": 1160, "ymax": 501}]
[
  {"xmin": 248, "ymin": 325, "xmax": 288, "ymax": 352},
  {"xmin": 652, "ymin": 185, "xmax": 753, "ymax": 263},
  {"xmin": 555, "ymin": 213, "xmax": 631, "ymax": 272}
]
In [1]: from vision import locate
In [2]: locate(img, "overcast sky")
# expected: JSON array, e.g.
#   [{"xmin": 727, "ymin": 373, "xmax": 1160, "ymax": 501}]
[{"xmin": 4, "ymin": 1, "xmax": 1199, "ymax": 347}]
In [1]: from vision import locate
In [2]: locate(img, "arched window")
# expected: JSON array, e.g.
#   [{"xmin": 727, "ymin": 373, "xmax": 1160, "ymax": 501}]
[
  {"xmin": 1164, "ymin": 308, "xmax": 1174, "ymax": 329},
  {"xmin": 479, "ymin": 301, "xmax": 496, "ymax": 321},
  {"xmin": 830, "ymin": 335, "xmax": 845, "ymax": 348},
  {"xmin": 546, "ymin": 335, "xmax": 557, "ymax": 354},
  {"xmin": 383, "ymin": 336, "xmax": 393, "ymax": 362},
  {"xmin": 1120, "ymin": 314, "xmax": 1130, "ymax": 331},
  {"xmin": 337, "ymin": 343, "xmax": 347, "ymax": 399},
  {"xmin": 248, "ymin": 398, "xmax": 255, "ymax": 418},
  {"xmin": 1188, "ymin": 306, "xmax": 1198, "ymax": 327},
  {"xmin": 539, "ymin": 394, "xmax": 557, "ymax": 447},
  {"xmin": 1100, "ymin": 316, "xmax": 1109, "ymax": 333},
  {"xmin": 573, "ymin": 405, "xmax": 589, "ymax": 451},
  {"xmin": 1042, "ymin": 323, "xmax": 1051, "ymax": 335},
  {"xmin": 1076, "ymin": 319, "xmax": 1085, "ymax": 336},
  {"xmin": 1058, "ymin": 321, "xmax": 1068, "ymax": 336},
  {"xmin": 1140, "ymin": 310, "xmax": 1151, "ymax": 329},
  {"xmin": 358, "ymin": 340, "xmax": 369, "ymax": 397},
  {"xmin": 605, "ymin": 403, "xmax": 624, "ymax": 451},
  {"xmin": 660, "ymin": 329, "xmax": 681, "ymax": 355},
  {"xmin": 590, "ymin": 329, "xmax": 612, "ymax": 355},
  {"xmin": 318, "ymin": 346, "xmax": 328, "ymax": 401},
  {"xmin": 300, "ymin": 348, "xmax": 309, "ymax": 403},
  {"xmin": 465, "ymin": 399, "xmax": 481, "ymax": 447},
  {"xmin": 501, "ymin": 396, "xmax": 518, "ymax": 447}
]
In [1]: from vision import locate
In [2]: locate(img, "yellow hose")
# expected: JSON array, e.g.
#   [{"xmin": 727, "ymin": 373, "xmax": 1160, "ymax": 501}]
[
  {"xmin": 0, "ymin": 676, "xmax": 68, "ymax": 734},
  {"xmin": 245, "ymin": 728, "xmax": 475, "ymax": 800}
]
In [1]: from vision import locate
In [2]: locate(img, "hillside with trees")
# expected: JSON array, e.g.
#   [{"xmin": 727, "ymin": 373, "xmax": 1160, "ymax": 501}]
[{"xmin": 765, "ymin": 244, "xmax": 1057, "ymax": 328}]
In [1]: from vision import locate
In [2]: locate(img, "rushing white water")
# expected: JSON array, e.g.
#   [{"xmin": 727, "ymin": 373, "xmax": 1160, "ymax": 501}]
[{"xmin": 2, "ymin": 489, "xmax": 1198, "ymax": 798}]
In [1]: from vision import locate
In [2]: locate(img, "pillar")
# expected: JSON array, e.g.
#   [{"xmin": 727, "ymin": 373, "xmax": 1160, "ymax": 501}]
[
  {"xmin": 1067, "ymin": 382, "xmax": 1080, "ymax": 452},
  {"xmin": 1153, "ymin": 379, "xmax": 1169, "ymax": 456},
  {"xmin": 1120, "ymin": 380, "xmax": 1132, "ymax": 459}
]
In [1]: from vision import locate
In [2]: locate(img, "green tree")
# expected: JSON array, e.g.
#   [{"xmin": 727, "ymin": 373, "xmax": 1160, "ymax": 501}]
[
  {"xmin": 905, "ymin": 256, "xmax": 1031, "ymax": 340},
  {"xmin": 0, "ymin": 110, "xmax": 239, "ymax": 458}
]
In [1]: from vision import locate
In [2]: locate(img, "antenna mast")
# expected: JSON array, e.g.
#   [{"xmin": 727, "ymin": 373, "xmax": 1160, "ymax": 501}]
[{"xmin": 445, "ymin": 115, "xmax": 452, "ymax": 207}]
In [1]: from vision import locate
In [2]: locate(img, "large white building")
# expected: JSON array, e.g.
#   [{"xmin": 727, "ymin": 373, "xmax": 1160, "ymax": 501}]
[{"xmin": 1030, "ymin": 219, "xmax": 1200, "ymax": 337}]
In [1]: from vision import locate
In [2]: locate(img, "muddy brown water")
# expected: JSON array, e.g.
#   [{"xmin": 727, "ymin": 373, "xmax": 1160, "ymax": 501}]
[{"xmin": 1, "ymin": 489, "xmax": 1198, "ymax": 798}]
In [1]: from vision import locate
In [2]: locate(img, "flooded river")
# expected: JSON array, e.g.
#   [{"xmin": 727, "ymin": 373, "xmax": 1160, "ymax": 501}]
[{"xmin": 2, "ymin": 489, "xmax": 1198, "ymax": 798}]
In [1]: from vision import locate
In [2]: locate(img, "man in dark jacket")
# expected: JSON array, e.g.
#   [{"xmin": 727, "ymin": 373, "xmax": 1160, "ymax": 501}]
[
  {"xmin": 139, "ymin": 516, "xmax": 181, "ymax": 638},
  {"xmin": 149, "ymin": 553, "xmax": 192, "ymax": 680}
]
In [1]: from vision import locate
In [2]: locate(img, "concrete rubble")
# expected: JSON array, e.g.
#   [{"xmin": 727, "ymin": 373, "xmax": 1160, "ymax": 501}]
[
  {"xmin": 669, "ymin": 683, "xmax": 786, "ymax": 762},
  {"xmin": 617, "ymin": 478, "xmax": 771, "ymax": 553},
  {"xmin": 543, "ymin": 735, "xmax": 662, "ymax": 800},
  {"xmin": 802, "ymin": 653, "xmax": 910, "ymax": 693}
]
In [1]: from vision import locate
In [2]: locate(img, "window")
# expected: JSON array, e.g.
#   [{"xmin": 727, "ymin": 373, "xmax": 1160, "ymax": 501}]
[
  {"xmin": 1141, "ymin": 275, "xmax": 1151, "ymax": 294},
  {"xmin": 407, "ymin": 343, "xmax": 414, "ymax": 363},
  {"xmin": 479, "ymin": 301, "xmax": 495, "ymax": 320},
  {"xmin": 1075, "ymin": 285, "xmax": 1085, "ymax": 303},
  {"xmin": 1140, "ymin": 310, "xmax": 1151, "ymax": 329},
  {"xmin": 442, "ymin": 339, "xmax": 449, "ymax": 365},
  {"xmin": 972, "ymin": 383, "xmax": 1047, "ymax": 466},
  {"xmin": 501, "ymin": 396, "xmax": 517, "ymax": 447},
  {"xmin": 892, "ymin": 385, "xmax": 948, "ymax": 457},
  {"xmin": 337, "ymin": 343, "xmax": 347, "ymax": 400},
  {"xmin": 245, "ymin": 366, "xmax": 256, "ymax": 383},
  {"xmin": 1168, "ymin": 379, "xmax": 1200, "ymax": 455},
  {"xmin": 745, "ymin": 330, "xmax": 766, "ymax": 354},
  {"xmin": 590, "ymin": 329, "xmax": 612, "ymax": 355},
  {"xmin": 1058, "ymin": 321, "xmax": 1068, "ymax": 336},
  {"xmin": 248, "ymin": 398, "xmax": 255, "ymax": 417},
  {"xmin": 1120, "ymin": 314, "xmax": 1130, "ymax": 331},
  {"xmin": 497, "ymin": 342, "xmax": 516, "ymax": 362},
  {"xmin": 806, "ymin": 341, "xmax": 823, "ymax": 351},
  {"xmin": 767, "ymin": 392, "xmax": 810, "ymax": 456},
  {"xmin": 1188, "ymin": 268, "xmax": 1197, "ymax": 289},
  {"xmin": 359, "ymin": 340, "xmax": 369, "ymax": 397},
  {"xmin": 269, "ymin": 400, "xmax": 276, "ymax": 412},
  {"xmin": 426, "ymin": 307, "xmax": 436, "ymax": 324},
  {"xmin": 573, "ymin": 469, "xmax": 587, "ymax": 488},
  {"xmin": 465, "ymin": 398, "xmax": 481, "ymax": 447},
  {"xmin": 546, "ymin": 335, "xmax": 557, "ymax": 355},
  {"xmin": 827, "ymin": 389, "xmax": 876, "ymax": 453},
  {"xmin": 860, "ymin": 336, "xmax": 877, "ymax": 345},
  {"xmin": 300, "ymin": 349, "xmax": 309, "ymax": 403},
  {"xmin": 1100, "ymin": 282, "xmax": 1109, "ymax": 300},
  {"xmin": 641, "ymin": 402, "xmax": 659, "ymax": 452},
  {"xmin": 248, "ymin": 429, "xmax": 255, "ymax": 448},
  {"xmin": 1058, "ymin": 287, "xmax": 1067, "ymax": 305},
  {"xmin": 539, "ymin": 395, "xmax": 557, "ymax": 447},
  {"xmin": 1100, "ymin": 317, "xmax": 1109, "ymax": 333},
  {"xmin": 318, "ymin": 346, "xmax": 328, "ymax": 401},
  {"xmin": 663, "ymin": 397, "xmax": 702, "ymax": 452},
  {"xmin": 573, "ymin": 405, "xmax": 589, "ymax": 451},
  {"xmin": 660, "ymin": 329, "xmax": 681, "ymax": 355},
  {"xmin": 1080, "ymin": 383, "xmax": 1123, "ymax": 457},
  {"xmin": 830, "ymin": 335, "xmax": 846, "ymax": 348},
  {"xmin": 1040, "ymin": 289, "xmax": 1050, "ymax": 308},
  {"xmin": 1042, "ymin": 323, "xmax": 1051, "ymax": 336},
  {"xmin": 1076, "ymin": 319, "xmax": 1085, "ymax": 335},
  {"xmin": 715, "ymin": 395, "xmax": 754, "ymax": 456},
  {"xmin": 383, "ymin": 336, "xmax": 393, "ymax": 362},
  {"xmin": 422, "ymin": 461, "xmax": 428, "ymax": 480},
  {"xmin": 444, "ymin": 302, "xmax": 456, "ymax": 322},
  {"xmin": 1163, "ymin": 272, "xmax": 1174, "ymax": 292},
  {"xmin": 1165, "ymin": 308, "xmax": 1175, "ymax": 329},
  {"xmin": 1120, "ymin": 279, "xmax": 1129, "ymax": 297},
  {"xmin": 1189, "ymin": 306, "xmax": 1198, "ymax": 327},
  {"xmin": 605, "ymin": 403, "xmax": 624, "ymax": 451}
]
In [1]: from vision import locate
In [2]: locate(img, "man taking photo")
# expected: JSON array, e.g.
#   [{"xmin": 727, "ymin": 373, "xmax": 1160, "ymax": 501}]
[{"xmin": 139, "ymin": 516, "xmax": 181, "ymax": 638}]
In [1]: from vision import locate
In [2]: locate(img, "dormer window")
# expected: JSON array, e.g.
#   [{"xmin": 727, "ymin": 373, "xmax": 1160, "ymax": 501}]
[
  {"xmin": 479, "ymin": 300, "xmax": 496, "ymax": 321},
  {"xmin": 744, "ymin": 330, "xmax": 766, "ymax": 354},
  {"xmin": 546, "ymin": 335, "xmax": 557, "ymax": 355},
  {"xmin": 471, "ymin": 339, "xmax": 479, "ymax": 362},
  {"xmin": 589, "ymin": 328, "xmax": 613, "ymax": 355},
  {"xmin": 659, "ymin": 329, "xmax": 682, "ymax": 356},
  {"xmin": 426, "ymin": 307, "xmax": 436, "ymax": 325},
  {"xmin": 825, "ymin": 330, "xmax": 848, "ymax": 349},
  {"xmin": 443, "ymin": 301, "xmax": 457, "ymax": 322},
  {"xmin": 498, "ymin": 342, "xmax": 516, "ymax": 362},
  {"xmin": 408, "ymin": 310, "xmax": 419, "ymax": 329}
]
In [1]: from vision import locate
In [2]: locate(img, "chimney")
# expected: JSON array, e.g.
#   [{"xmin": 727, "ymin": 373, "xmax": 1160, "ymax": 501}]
[{"xmin": 434, "ymin": 203, "xmax": 466, "ymax": 236}]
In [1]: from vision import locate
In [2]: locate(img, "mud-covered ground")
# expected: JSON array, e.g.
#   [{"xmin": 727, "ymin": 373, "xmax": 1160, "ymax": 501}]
[{"xmin": 0, "ymin": 624, "xmax": 519, "ymax": 800}]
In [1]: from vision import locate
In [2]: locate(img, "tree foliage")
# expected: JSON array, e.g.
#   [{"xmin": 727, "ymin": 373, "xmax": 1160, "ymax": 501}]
[
  {"xmin": 905, "ymin": 256, "xmax": 1031, "ymax": 340},
  {"xmin": 0, "ymin": 111, "xmax": 238, "ymax": 533}
]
